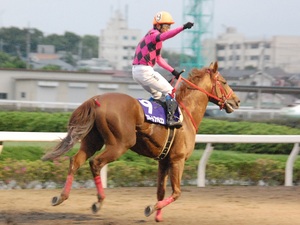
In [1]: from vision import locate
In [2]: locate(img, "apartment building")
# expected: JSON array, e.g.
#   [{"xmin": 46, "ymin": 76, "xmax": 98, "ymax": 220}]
[
  {"xmin": 98, "ymin": 11, "xmax": 142, "ymax": 71},
  {"xmin": 205, "ymin": 27, "xmax": 300, "ymax": 74}
]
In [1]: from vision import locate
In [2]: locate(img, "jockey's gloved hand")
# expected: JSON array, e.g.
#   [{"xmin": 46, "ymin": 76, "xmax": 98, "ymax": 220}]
[
  {"xmin": 172, "ymin": 69, "xmax": 181, "ymax": 79},
  {"xmin": 183, "ymin": 22, "xmax": 194, "ymax": 29}
]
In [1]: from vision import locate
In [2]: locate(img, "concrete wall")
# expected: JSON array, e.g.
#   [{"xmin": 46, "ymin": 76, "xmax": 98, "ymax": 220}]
[{"xmin": 0, "ymin": 69, "xmax": 149, "ymax": 103}]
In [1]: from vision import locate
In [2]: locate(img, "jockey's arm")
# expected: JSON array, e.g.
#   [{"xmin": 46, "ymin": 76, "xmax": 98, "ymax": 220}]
[
  {"xmin": 159, "ymin": 26, "xmax": 184, "ymax": 42},
  {"xmin": 156, "ymin": 55, "xmax": 173, "ymax": 72}
]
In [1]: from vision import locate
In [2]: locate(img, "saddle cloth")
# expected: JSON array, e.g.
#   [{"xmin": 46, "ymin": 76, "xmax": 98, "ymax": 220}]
[{"xmin": 137, "ymin": 99, "xmax": 183, "ymax": 126}]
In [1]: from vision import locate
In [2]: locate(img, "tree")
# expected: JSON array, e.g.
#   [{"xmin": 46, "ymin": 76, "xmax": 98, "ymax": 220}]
[
  {"xmin": 41, "ymin": 64, "xmax": 61, "ymax": 71},
  {"xmin": 81, "ymin": 35, "xmax": 98, "ymax": 59},
  {"xmin": 0, "ymin": 52, "xmax": 26, "ymax": 68},
  {"xmin": 64, "ymin": 31, "xmax": 81, "ymax": 54},
  {"xmin": 43, "ymin": 34, "xmax": 66, "ymax": 52},
  {"xmin": 63, "ymin": 52, "xmax": 76, "ymax": 66},
  {"xmin": 0, "ymin": 27, "xmax": 44, "ymax": 57}
]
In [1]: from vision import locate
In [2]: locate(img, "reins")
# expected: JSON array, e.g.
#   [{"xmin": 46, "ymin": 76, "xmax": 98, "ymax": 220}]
[{"xmin": 171, "ymin": 69, "xmax": 233, "ymax": 132}]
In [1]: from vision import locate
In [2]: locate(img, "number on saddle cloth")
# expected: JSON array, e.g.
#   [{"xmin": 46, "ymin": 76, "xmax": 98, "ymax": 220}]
[{"xmin": 137, "ymin": 99, "xmax": 182, "ymax": 126}]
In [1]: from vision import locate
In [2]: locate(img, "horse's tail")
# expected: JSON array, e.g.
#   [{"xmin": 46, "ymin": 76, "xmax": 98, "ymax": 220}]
[{"xmin": 42, "ymin": 98, "xmax": 98, "ymax": 161}]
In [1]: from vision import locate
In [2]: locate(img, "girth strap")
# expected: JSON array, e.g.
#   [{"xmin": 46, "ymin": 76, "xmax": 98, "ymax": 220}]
[{"xmin": 155, "ymin": 127, "xmax": 176, "ymax": 160}]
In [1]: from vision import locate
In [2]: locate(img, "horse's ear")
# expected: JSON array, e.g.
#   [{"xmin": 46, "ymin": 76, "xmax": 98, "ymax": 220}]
[
  {"xmin": 213, "ymin": 61, "xmax": 218, "ymax": 72},
  {"xmin": 209, "ymin": 61, "xmax": 218, "ymax": 73}
]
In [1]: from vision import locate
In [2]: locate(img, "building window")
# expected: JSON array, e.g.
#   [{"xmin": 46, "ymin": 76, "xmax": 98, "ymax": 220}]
[
  {"xmin": 68, "ymin": 83, "xmax": 88, "ymax": 88},
  {"xmin": 250, "ymin": 55, "xmax": 259, "ymax": 60},
  {"xmin": 21, "ymin": 92, "xmax": 26, "ymax": 98},
  {"xmin": 123, "ymin": 36, "xmax": 128, "ymax": 40},
  {"xmin": 0, "ymin": 93, "xmax": 7, "ymax": 99},
  {"xmin": 38, "ymin": 81, "xmax": 59, "ymax": 87},
  {"xmin": 217, "ymin": 56, "xmax": 224, "ymax": 61},
  {"xmin": 264, "ymin": 43, "xmax": 271, "ymax": 48},
  {"xmin": 132, "ymin": 36, "xmax": 137, "ymax": 40},
  {"xmin": 216, "ymin": 44, "xmax": 225, "ymax": 50},
  {"xmin": 98, "ymin": 84, "xmax": 119, "ymax": 89},
  {"xmin": 250, "ymin": 43, "xmax": 259, "ymax": 49},
  {"xmin": 229, "ymin": 55, "xmax": 240, "ymax": 61},
  {"xmin": 229, "ymin": 44, "xmax": 240, "ymax": 49}
]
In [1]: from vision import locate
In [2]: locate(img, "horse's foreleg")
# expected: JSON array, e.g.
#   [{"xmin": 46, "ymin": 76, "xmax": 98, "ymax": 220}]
[
  {"xmin": 144, "ymin": 160, "xmax": 170, "ymax": 222},
  {"xmin": 145, "ymin": 159, "xmax": 184, "ymax": 222}
]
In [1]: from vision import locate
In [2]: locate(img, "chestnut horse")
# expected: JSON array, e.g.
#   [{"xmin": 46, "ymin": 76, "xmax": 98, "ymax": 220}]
[{"xmin": 42, "ymin": 62, "xmax": 240, "ymax": 222}]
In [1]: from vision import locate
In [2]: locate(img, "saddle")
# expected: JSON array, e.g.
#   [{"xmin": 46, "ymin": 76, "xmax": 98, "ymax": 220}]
[
  {"xmin": 137, "ymin": 99, "xmax": 182, "ymax": 126},
  {"xmin": 138, "ymin": 98, "xmax": 182, "ymax": 160}
]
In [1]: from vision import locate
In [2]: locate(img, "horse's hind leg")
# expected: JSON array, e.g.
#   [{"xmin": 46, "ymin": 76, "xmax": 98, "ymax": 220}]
[
  {"xmin": 89, "ymin": 144, "xmax": 128, "ymax": 213},
  {"xmin": 52, "ymin": 131, "xmax": 104, "ymax": 206}
]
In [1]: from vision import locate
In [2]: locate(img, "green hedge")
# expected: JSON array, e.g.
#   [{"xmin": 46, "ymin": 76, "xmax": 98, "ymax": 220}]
[
  {"xmin": 1, "ymin": 150, "xmax": 299, "ymax": 187},
  {"xmin": 0, "ymin": 111, "xmax": 70, "ymax": 132}
]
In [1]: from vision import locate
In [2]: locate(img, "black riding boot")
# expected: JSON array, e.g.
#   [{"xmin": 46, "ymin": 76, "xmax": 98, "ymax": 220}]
[{"xmin": 166, "ymin": 98, "xmax": 182, "ymax": 127}]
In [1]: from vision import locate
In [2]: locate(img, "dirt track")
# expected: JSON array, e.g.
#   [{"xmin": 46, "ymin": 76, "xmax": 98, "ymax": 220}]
[{"xmin": 0, "ymin": 186, "xmax": 299, "ymax": 225}]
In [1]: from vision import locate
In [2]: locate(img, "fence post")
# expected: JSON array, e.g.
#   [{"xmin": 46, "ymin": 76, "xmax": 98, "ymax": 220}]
[
  {"xmin": 197, "ymin": 143, "xmax": 214, "ymax": 187},
  {"xmin": 285, "ymin": 143, "xmax": 300, "ymax": 186},
  {"xmin": 101, "ymin": 164, "xmax": 108, "ymax": 188},
  {"xmin": 0, "ymin": 141, "xmax": 3, "ymax": 155}
]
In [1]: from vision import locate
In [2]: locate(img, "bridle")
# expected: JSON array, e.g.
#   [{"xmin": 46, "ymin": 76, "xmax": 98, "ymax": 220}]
[{"xmin": 171, "ymin": 69, "xmax": 233, "ymax": 132}]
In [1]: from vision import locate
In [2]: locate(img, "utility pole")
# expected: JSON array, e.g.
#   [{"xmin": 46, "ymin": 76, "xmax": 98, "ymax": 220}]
[
  {"xmin": 26, "ymin": 25, "xmax": 32, "ymax": 69},
  {"xmin": 0, "ymin": 39, "xmax": 4, "ymax": 52}
]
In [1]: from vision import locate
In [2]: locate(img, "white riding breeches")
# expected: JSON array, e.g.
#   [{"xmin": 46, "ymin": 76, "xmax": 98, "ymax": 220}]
[{"xmin": 132, "ymin": 65, "xmax": 173, "ymax": 99}]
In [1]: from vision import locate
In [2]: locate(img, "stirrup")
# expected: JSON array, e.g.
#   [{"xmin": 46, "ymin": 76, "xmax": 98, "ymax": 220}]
[
  {"xmin": 167, "ymin": 121, "xmax": 182, "ymax": 127},
  {"xmin": 167, "ymin": 116, "xmax": 182, "ymax": 127}
]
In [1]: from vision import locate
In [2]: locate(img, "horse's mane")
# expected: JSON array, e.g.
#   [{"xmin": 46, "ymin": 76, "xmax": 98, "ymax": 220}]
[{"xmin": 176, "ymin": 67, "xmax": 207, "ymax": 102}]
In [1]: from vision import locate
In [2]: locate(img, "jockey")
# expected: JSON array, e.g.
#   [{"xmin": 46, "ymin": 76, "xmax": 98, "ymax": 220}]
[{"xmin": 132, "ymin": 11, "xmax": 194, "ymax": 127}]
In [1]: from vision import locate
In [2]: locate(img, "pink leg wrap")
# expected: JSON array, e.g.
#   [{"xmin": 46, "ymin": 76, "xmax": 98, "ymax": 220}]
[
  {"xmin": 156, "ymin": 196, "xmax": 174, "ymax": 209},
  {"xmin": 155, "ymin": 209, "xmax": 163, "ymax": 222},
  {"xmin": 63, "ymin": 175, "xmax": 73, "ymax": 195},
  {"xmin": 94, "ymin": 176, "xmax": 105, "ymax": 199}
]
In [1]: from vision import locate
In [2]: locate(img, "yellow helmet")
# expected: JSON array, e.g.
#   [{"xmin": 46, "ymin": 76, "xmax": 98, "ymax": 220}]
[{"xmin": 153, "ymin": 11, "xmax": 175, "ymax": 25}]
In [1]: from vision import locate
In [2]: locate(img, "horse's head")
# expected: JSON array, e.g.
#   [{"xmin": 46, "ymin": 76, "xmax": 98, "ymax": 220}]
[
  {"xmin": 177, "ymin": 62, "xmax": 240, "ymax": 114},
  {"xmin": 207, "ymin": 61, "xmax": 240, "ymax": 113}
]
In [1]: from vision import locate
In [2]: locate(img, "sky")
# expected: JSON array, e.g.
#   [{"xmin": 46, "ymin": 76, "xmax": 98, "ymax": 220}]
[{"xmin": 1, "ymin": 0, "xmax": 300, "ymax": 52}]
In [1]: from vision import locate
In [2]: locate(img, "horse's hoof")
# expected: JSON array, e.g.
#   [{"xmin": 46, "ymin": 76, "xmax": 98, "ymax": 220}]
[
  {"xmin": 155, "ymin": 217, "xmax": 163, "ymax": 222},
  {"xmin": 51, "ymin": 196, "xmax": 63, "ymax": 206},
  {"xmin": 144, "ymin": 205, "xmax": 155, "ymax": 217},
  {"xmin": 91, "ymin": 202, "xmax": 102, "ymax": 214}
]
